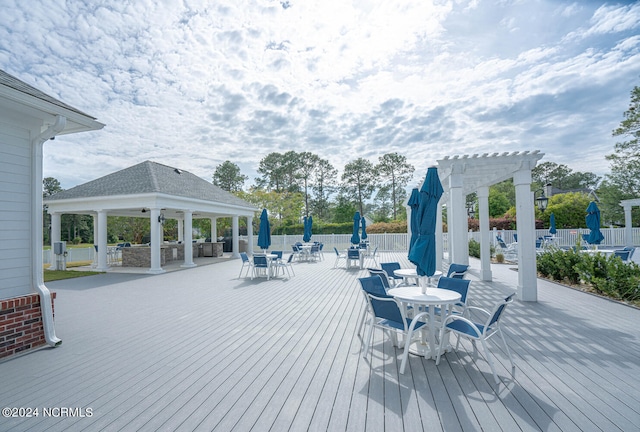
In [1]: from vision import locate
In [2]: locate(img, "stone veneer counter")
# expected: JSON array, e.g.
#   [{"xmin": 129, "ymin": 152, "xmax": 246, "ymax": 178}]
[{"xmin": 121, "ymin": 243, "xmax": 199, "ymax": 267}]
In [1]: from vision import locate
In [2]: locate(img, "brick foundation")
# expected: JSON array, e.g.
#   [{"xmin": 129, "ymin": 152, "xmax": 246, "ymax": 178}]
[{"xmin": 0, "ymin": 293, "xmax": 56, "ymax": 359}]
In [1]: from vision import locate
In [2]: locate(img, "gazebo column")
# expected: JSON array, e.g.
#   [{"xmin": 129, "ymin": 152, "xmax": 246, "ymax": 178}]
[
  {"xmin": 91, "ymin": 213, "xmax": 98, "ymax": 267},
  {"xmin": 231, "ymin": 216, "xmax": 240, "ymax": 258},
  {"xmin": 514, "ymin": 167, "xmax": 537, "ymax": 301},
  {"xmin": 96, "ymin": 209, "xmax": 109, "ymax": 271},
  {"xmin": 148, "ymin": 208, "xmax": 165, "ymax": 274},
  {"xmin": 210, "ymin": 217, "xmax": 217, "ymax": 242},
  {"xmin": 477, "ymin": 186, "xmax": 492, "ymax": 281},
  {"xmin": 247, "ymin": 216, "xmax": 254, "ymax": 255},
  {"xmin": 50, "ymin": 212, "xmax": 61, "ymax": 269},
  {"xmin": 435, "ymin": 202, "xmax": 443, "ymax": 272},
  {"xmin": 181, "ymin": 210, "xmax": 196, "ymax": 268},
  {"xmin": 623, "ymin": 203, "xmax": 633, "ymax": 248},
  {"xmin": 449, "ymin": 166, "xmax": 468, "ymax": 265},
  {"xmin": 177, "ymin": 219, "xmax": 184, "ymax": 243}
]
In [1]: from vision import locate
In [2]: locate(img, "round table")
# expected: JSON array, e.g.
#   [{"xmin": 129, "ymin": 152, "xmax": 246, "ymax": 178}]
[
  {"xmin": 393, "ymin": 268, "xmax": 442, "ymax": 287},
  {"xmin": 388, "ymin": 287, "xmax": 461, "ymax": 361}
]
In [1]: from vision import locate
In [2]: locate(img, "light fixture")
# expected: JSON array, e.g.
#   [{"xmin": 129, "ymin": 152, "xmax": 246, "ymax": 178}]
[
  {"xmin": 467, "ymin": 202, "xmax": 476, "ymax": 219},
  {"xmin": 534, "ymin": 189, "xmax": 548, "ymax": 212},
  {"xmin": 158, "ymin": 213, "xmax": 166, "ymax": 224},
  {"xmin": 141, "ymin": 208, "xmax": 147, "ymax": 213}
]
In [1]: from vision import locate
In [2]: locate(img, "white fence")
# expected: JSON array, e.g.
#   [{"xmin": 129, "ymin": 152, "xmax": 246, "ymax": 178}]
[
  {"xmin": 471, "ymin": 227, "xmax": 640, "ymax": 249},
  {"xmin": 43, "ymin": 247, "xmax": 94, "ymax": 265},
  {"xmin": 43, "ymin": 227, "xmax": 640, "ymax": 264}
]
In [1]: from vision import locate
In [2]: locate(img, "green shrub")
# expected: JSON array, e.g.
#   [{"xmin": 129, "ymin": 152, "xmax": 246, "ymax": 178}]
[
  {"xmin": 468, "ymin": 239, "xmax": 495, "ymax": 259},
  {"xmin": 538, "ymin": 249, "xmax": 640, "ymax": 302},
  {"xmin": 469, "ymin": 239, "xmax": 480, "ymax": 258},
  {"xmin": 576, "ymin": 254, "xmax": 640, "ymax": 301},
  {"xmin": 536, "ymin": 248, "xmax": 583, "ymax": 284}
]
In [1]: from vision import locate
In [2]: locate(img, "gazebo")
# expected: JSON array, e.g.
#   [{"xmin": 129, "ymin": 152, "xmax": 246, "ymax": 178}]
[{"xmin": 45, "ymin": 161, "xmax": 258, "ymax": 274}]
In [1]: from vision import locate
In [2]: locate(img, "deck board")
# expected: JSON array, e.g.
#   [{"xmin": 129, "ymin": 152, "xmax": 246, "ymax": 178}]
[{"xmin": 1, "ymin": 251, "xmax": 640, "ymax": 431}]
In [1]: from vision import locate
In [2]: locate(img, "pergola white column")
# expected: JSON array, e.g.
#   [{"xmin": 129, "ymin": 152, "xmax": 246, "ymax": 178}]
[
  {"xmin": 231, "ymin": 215, "xmax": 240, "ymax": 258},
  {"xmin": 148, "ymin": 208, "xmax": 165, "ymax": 274},
  {"xmin": 514, "ymin": 167, "xmax": 537, "ymax": 301},
  {"xmin": 95, "ymin": 209, "xmax": 109, "ymax": 271},
  {"xmin": 449, "ymin": 166, "xmax": 468, "ymax": 265},
  {"xmin": 247, "ymin": 216, "xmax": 254, "ymax": 255},
  {"xmin": 181, "ymin": 210, "xmax": 196, "ymax": 268},
  {"xmin": 477, "ymin": 186, "xmax": 492, "ymax": 281},
  {"xmin": 622, "ymin": 201, "xmax": 634, "ymax": 248},
  {"xmin": 435, "ymin": 202, "xmax": 444, "ymax": 272}
]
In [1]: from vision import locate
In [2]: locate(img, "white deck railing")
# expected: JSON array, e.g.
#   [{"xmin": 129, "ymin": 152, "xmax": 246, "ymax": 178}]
[{"xmin": 43, "ymin": 227, "xmax": 640, "ymax": 264}]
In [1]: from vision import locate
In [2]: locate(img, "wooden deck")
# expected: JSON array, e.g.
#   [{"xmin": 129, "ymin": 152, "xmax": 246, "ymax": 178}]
[{"xmin": 1, "ymin": 251, "xmax": 639, "ymax": 431}]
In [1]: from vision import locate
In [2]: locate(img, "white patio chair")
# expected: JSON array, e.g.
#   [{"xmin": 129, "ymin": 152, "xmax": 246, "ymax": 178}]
[
  {"xmin": 333, "ymin": 247, "xmax": 346, "ymax": 268},
  {"xmin": 359, "ymin": 277, "xmax": 426, "ymax": 369},
  {"xmin": 275, "ymin": 254, "xmax": 295, "ymax": 278},
  {"xmin": 436, "ymin": 293, "xmax": 516, "ymax": 384},
  {"xmin": 380, "ymin": 262, "xmax": 403, "ymax": 286},
  {"xmin": 309, "ymin": 244, "xmax": 321, "ymax": 262},
  {"xmin": 251, "ymin": 255, "xmax": 270, "ymax": 280},
  {"xmin": 365, "ymin": 245, "xmax": 379, "ymax": 267},
  {"xmin": 238, "ymin": 252, "xmax": 253, "ymax": 279},
  {"xmin": 446, "ymin": 263, "xmax": 469, "ymax": 279}
]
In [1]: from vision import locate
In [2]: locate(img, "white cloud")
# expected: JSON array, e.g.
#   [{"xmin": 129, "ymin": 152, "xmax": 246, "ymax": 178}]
[{"xmin": 1, "ymin": 0, "xmax": 639, "ymax": 189}]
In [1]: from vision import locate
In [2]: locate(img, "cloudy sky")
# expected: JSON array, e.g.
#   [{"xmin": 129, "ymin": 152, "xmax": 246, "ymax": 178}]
[{"xmin": 1, "ymin": 0, "xmax": 639, "ymax": 189}]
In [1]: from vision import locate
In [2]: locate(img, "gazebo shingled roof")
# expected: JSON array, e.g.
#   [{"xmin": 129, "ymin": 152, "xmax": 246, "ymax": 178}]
[{"xmin": 47, "ymin": 160, "xmax": 252, "ymax": 209}]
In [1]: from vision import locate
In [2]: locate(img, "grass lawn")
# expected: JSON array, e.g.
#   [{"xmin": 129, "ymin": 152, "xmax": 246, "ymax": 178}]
[
  {"xmin": 44, "ymin": 270, "xmax": 103, "ymax": 282},
  {"xmin": 44, "ymin": 260, "xmax": 104, "ymax": 282}
]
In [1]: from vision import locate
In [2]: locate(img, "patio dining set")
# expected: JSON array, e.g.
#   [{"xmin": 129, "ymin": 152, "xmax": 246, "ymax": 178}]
[
  {"xmin": 238, "ymin": 241, "xmax": 329, "ymax": 281},
  {"xmin": 333, "ymin": 241, "xmax": 379, "ymax": 270},
  {"xmin": 358, "ymin": 261, "xmax": 517, "ymax": 385}
]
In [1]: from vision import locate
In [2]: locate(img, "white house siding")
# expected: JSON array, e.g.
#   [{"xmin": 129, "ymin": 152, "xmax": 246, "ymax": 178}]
[{"xmin": 0, "ymin": 120, "xmax": 32, "ymax": 300}]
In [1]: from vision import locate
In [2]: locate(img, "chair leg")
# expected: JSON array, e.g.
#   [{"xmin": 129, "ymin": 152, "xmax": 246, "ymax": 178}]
[
  {"xmin": 499, "ymin": 329, "xmax": 515, "ymax": 371},
  {"xmin": 363, "ymin": 320, "xmax": 374, "ymax": 357},
  {"xmin": 357, "ymin": 305, "xmax": 367, "ymax": 336},
  {"xmin": 480, "ymin": 338, "xmax": 500, "ymax": 384}
]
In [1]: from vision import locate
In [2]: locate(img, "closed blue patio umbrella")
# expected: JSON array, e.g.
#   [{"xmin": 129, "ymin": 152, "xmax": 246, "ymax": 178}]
[
  {"xmin": 351, "ymin": 211, "xmax": 361, "ymax": 245},
  {"xmin": 549, "ymin": 212, "xmax": 557, "ymax": 235},
  {"xmin": 586, "ymin": 201, "xmax": 604, "ymax": 245},
  {"xmin": 303, "ymin": 215, "xmax": 313, "ymax": 242},
  {"xmin": 407, "ymin": 187, "xmax": 420, "ymax": 257},
  {"xmin": 361, "ymin": 216, "xmax": 367, "ymax": 241},
  {"xmin": 303, "ymin": 216, "xmax": 309, "ymax": 242},
  {"xmin": 408, "ymin": 166, "xmax": 443, "ymax": 277},
  {"xmin": 257, "ymin": 209, "xmax": 271, "ymax": 250}
]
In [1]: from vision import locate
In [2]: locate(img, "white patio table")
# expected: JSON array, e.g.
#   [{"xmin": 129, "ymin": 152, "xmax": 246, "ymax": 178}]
[
  {"xmin": 387, "ymin": 286, "xmax": 461, "ymax": 371},
  {"xmin": 393, "ymin": 268, "xmax": 442, "ymax": 287}
]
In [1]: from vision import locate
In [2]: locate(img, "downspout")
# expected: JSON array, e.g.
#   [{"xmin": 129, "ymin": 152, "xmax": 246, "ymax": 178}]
[{"xmin": 31, "ymin": 115, "xmax": 66, "ymax": 347}]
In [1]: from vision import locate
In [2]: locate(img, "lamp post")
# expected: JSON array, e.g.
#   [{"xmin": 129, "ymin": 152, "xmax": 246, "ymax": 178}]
[{"xmin": 534, "ymin": 189, "xmax": 548, "ymax": 213}]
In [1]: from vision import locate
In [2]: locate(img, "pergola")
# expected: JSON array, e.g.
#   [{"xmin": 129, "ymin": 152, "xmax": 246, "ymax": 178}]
[
  {"xmin": 620, "ymin": 198, "xmax": 640, "ymax": 247},
  {"xmin": 410, "ymin": 151, "xmax": 544, "ymax": 302},
  {"xmin": 45, "ymin": 161, "xmax": 258, "ymax": 274}
]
